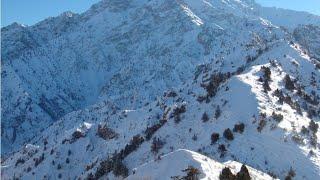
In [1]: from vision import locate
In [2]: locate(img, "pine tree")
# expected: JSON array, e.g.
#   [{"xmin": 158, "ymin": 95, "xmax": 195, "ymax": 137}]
[
  {"xmin": 236, "ymin": 165, "xmax": 251, "ymax": 180},
  {"xmin": 215, "ymin": 106, "xmax": 221, "ymax": 119},
  {"xmin": 219, "ymin": 167, "xmax": 236, "ymax": 180},
  {"xmin": 202, "ymin": 112, "xmax": 209, "ymax": 122},
  {"xmin": 284, "ymin": 75, "xmax": 294, "ymax": 90},
  {"xmin": 223, "ymin": 128, "xmax": 234, "ymax": 140},
  {"xmin": 211, "ymin": 133, "xmax": 220, "ymax": 144}
]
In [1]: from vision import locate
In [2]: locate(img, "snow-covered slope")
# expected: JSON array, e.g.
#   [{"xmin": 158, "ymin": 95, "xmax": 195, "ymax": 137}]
[
  {"xmin": 128, "ymin": 149, "xmax": 274, "ymax": 180},
  {"xmin": 256, "ymin": 6, "xmax": 320, "ymax": 31},
  {"xmin": 1, "ymin": 0, "xmax": 320, "ymax": 179},
  {"xmin": 1, "ymin": 0, "xmax": 275, "ymax": 154},
  {"xmin": 293, "ymin": 25, "xmax": 320, "ymax": 61}
]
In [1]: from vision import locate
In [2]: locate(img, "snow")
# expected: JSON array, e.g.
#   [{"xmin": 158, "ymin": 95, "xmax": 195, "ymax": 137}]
[
  {"xmin": 257, "ymin": 6, "xmax": 320, "ymax": 30},
  {"xmin": 1, "ymin": 0, "xmax": 320, "ymax": 179},
  {"xmin": 180, "ymin": 4, "xmax": 204, "ymax": 26},
  {"xmin": 128, "ymin": 149, "xmax": 275, "ymax": 180}
]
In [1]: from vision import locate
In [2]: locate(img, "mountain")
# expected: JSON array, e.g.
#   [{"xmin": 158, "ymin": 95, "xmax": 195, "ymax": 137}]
[
  {"xmin": 127, "ymin": 149, "xmax": 275, "ymax": 179},
  {"xmin": 1, "ymin": 0, "xmax": 320, "ymax": 179}
]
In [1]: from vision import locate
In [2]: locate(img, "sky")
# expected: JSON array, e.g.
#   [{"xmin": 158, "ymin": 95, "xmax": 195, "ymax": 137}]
[
  {"xmin": 256, "ymin": 0, "xmax": 320, "ymax": 15},
  {"xmin": 1, "ymin": 0, "xmax": 320, "ymax": 27},
  {"xmin": 1, "ymin": 0, "xmax": 100, "ymax": 27}
]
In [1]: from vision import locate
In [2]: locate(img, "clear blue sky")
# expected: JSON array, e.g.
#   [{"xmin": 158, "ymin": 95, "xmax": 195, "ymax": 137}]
[
  {"xmin": 1, "ymin": 0, "xmax": 100, "ymax": 27},
  {"xmin": 1, "ymin": 0, "xmax": 320, "ymax": 27},
  {"xmin": 256, "ymin": 0, "xmax": 320, "ymax": 15}
]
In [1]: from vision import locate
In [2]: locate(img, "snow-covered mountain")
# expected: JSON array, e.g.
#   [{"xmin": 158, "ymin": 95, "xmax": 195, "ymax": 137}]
[
  {"xmin": 128, "ymin": 149, "xmax": 275, "ymax": 179},
  {"xmin": 1, "ymin": 0, "xmax": 320, "ymax": 179}
]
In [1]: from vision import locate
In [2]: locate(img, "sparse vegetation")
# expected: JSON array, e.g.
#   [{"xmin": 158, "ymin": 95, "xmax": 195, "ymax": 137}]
[
  {"xmin": 309, "ymin": 120, "xmax": 319, "ymax": 134},
  {"xmin": 273, "ymin": 89, "xmax": 284, "ymax": 104},
  {"xmin": 291, "ymin": 134, "xmax": 304, "ymax": 145},
  {"xmin": 211, "ymin": 133, "xmax": 220, "ymax": 144},
  {"xmin": 69, "ymin": 130, "xmax": 85, "ymax": 143},
  {"xmin": 165, "ymin": 90, "xmax": 177, "ymax": 97},
  {"xmin": 97, "ymin": 124, "xmax": 118, "ymax": 140},
  {"xmin": 94, "ymin": 155, "xmax": 129, "ymax": 179},
  {"xmin": 86, "ymin": 160, "xmax": 98, "ymax": 171},
  {"xmin": 272, "ymin": 112, "xmax": 283, "ymax": 122},
  {"xmin": 15, "ymin": 158, "xmax": 25, "ymax": 167},
  {"xmin": 112, "ymin": 158, "xmax": 129, "ymax": 177},
  {"xmin": 145, "ymin": 108, "xmax": 169, "ymax": 140},
  {"xmin": 203, "ymin": 73, "xmax": 230, "ymax": 98},
  {"xmin": 34, "ymin": 153, "xmax": 44, "ymax": 167},
  {"xmin": 145, "ymin": 123, "xmax": 163, "ymax": 141},
  {"xmin": 202, "ymin": 112, "xmax": 209, "ymax": 122},
  {"xmin": 215, "ymin": 106, "xmax": 221, "ymax": 119},
  {"xmin": 182, "ymin": 166, "xmax": 201, "ymax": 180},
  {"xmin": 151, "ymin": 137, "xmax": 165, "ymax": 154},
  {"xmin": 198, "ymin": 72, "xmax": 231, "ymax": 102},
  {"xmin": 285, "ymin": 167, "xmax": 296, "ymax": 180},
  {"xmin": 233, "ymin": 123, "xmax": 245, "ymax": 134},
  {"xmin": 263, "ymin": 80, "xmax": 271, "ymax": 92},
  {"xmin": 261, "ymin": 66, "xmax": 272, "ymax": 92},
  {"xmin": 284, "ymin": 175, "xmax": 292, "ymax": 180},
  {"xmin": 310, "ymin": 135, "xmax": 318, "ymax": 147},
  {"xmin": 236, "ymin": 165, "xmax": 251, "ymax": 180},
  {"xmin": 219, "ymin": 165, "xmax": 251, "ymax": 180},
  {"xmin": 3, "ymin": 7, "xmax": 319, "ymax": 180},
  {"xmin": 267, "ymin": 171, "xmax": 278, "ymax": 179},
  {"xmin": 261, "ymin": 66, "xmax": 271, "ymax": 81},
  {"xmin": 223, "ymin": 128, "xmax": 234, "ymax": 140},
  {"xmin": 219, "ymin": 144, "xmax": 227, "ymax": 157},
  {"xmin": 301, "ymin": 126, "xmax": 309, "ymax": 134},
  {"xmin": 219, "ymin": 144, "xmax": 227, "ymax": 152},
  {"xmin": 172, "ymin": 104, "xmax": 186, "ymax": 123},
  {"xmin": 120, "ymin": 134, "xmax": 145, "ymax": 158},
  {"xmin": 284, "ymin": 75, "xmax": 295, "ymax": 91},
  {"xmin": 192, "ymin": 134, "xmax": 198, "ymax": 141},
  {"xmin": 257, "ymin": 119, "xmax": 267, "ymax": 133},
  {"xmin": 220, "ymin": 167, "xmax": 236, "ymax": 180}
]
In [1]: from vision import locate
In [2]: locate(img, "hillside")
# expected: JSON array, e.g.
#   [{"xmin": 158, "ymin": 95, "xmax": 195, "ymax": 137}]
[
  {"xmin": 128, "ymin": 149, "xmax": 275, "ymax": 180},
  {"xmin": 1, "ymin": 0, "xmax": 320, "ymax": 179}
]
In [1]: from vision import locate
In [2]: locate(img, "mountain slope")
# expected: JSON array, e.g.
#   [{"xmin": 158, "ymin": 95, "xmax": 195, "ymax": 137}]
[
  {"xmin": 127, "ymin": 149, "xmax": 275, "ymax": 180},
  {"xmin": 257, "ymin": 6, "xmax": 320, "ymax": 30},
  {"xmin": 1, "ymin": 0, "xmax": 320, "ymax": 179},
  {"xmin": 1, "ymin": 0, "xmax": 275, "ymax": 154}
]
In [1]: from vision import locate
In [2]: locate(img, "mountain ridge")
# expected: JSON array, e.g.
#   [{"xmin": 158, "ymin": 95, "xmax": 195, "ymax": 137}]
[{"xmin": 1, "ymin": 0, "xmax": 320, "ymax": 179}]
